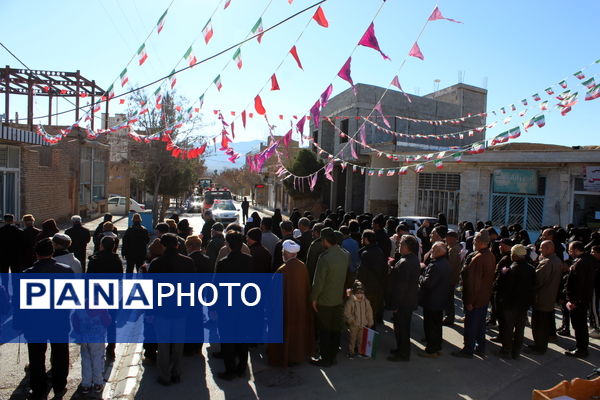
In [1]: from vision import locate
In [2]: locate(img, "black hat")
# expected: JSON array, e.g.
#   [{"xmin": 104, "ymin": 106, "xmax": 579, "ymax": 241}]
[
  {"xmin": 212, "ymin": 222, "xmax": 224, "ymax": 232},
  {"xmin": 247, "ymin": 227, "xmax": 262, "ymax": 243}
]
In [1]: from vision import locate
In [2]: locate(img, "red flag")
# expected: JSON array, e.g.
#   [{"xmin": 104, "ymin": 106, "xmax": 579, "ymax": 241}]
[
  {"xmin": 289, "ymin": 46, "xmax": 303, "ymax": 70},
  {"xmin": 312, "ymin": 6, "xmax": 329, "ymax": 27},
  {"xmin": 231, "ymin": 122, "xmax": 235, "ymax": 139},
  {"xmin": 196, "ymin": 143, "xmax": 207, "ymax": 156},
  {"xmin": 428, "ymin": 6, "xmax": 462, "ymax": 23},
  {"xmin": 408, "ymin": 42, "xmax": 424, "ymax": 60},
  {"xmin": 254, "ymin": 95, "xmax": 266, "ymax": 115},
  {"xmin": 242, "ymin": 110, "xmax": 247, "ymax": 128},
  {"xmin": 270, "ymin": 74, "xmax": 280, "ymax": 91},
  {"xmin": 358, "ymin": 23, "xmax": 389, "ymax": 60}
]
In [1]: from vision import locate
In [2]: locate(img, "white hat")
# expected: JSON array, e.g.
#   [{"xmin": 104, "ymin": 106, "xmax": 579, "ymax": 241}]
[
  {"xmin": 293, "ymin": 229, "xmax": 302, "ymax": 239},
  {"xmin": 282, "ymin": 240, "xmax": 300, "ymax": 254}
]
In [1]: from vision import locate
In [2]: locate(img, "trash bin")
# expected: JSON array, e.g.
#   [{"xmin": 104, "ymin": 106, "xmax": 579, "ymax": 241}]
[{"xmin": 128, "ymin": 211, "xmax": 154, "ymax": 234}]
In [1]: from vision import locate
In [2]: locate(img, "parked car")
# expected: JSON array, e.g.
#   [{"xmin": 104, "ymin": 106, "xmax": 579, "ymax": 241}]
[
  {"xmin": 202, "ymin": 190, "xmax": 233, "ymax": 211},
  {"xmin": 107, "ymin": 196, "xmax": 147, "ymax": 215},
  {"xmin": 211, "ymin": 200, "xmax": 239, "ymax": 224},
  {"xmin": 186, "ymin": 195, "xmax": 203, "ymax": 213},
  {"xmin": 397, "ymin": 216, "xmax": 438, "ymax": 235}
]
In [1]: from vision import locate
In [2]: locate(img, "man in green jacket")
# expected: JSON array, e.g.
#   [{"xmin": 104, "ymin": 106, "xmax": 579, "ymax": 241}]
[{"xmin": 311, "ymin": 227, "xmax": 349, "ymax": 367}]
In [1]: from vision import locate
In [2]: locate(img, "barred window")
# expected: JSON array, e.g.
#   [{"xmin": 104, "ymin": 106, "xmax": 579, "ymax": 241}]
[{"xmin": 417, "ymin": 173, "xmax": 461, "ymax": 224}]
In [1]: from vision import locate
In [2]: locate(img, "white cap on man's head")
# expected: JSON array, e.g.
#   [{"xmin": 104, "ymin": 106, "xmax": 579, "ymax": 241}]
[
  {"xmin": 283, "ymin": 240, "xmax": 300, "ymax": 254},
  {"xmin": 71, "ymin": 215, "xmax": 82, "ymax": 223}
]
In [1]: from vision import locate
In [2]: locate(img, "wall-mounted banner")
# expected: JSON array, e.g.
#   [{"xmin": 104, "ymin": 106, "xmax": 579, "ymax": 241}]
[
  {"xmin": 3, "ymin": 273, "xmax": 283, "ymax": 344},
  {"xmin": 493, "ymin": 169, "xmax": 538, "ymax": 195}
]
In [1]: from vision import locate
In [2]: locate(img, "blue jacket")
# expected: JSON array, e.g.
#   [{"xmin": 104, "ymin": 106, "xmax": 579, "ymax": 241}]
[
  {"xmin": 342, "ymin": 237, "xmax": 360, "ymax": 273},
  {"xmin": 419, "ymin": 257, "xmax": 451, "ymax": 310}
]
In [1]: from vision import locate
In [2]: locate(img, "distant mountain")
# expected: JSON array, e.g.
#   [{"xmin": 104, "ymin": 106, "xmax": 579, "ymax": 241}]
[{"xmin": 203, "ymin": 139, "xmax": 263, "ymax": 172}]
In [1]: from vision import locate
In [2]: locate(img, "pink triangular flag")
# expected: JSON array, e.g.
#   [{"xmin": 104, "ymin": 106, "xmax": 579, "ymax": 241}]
[
  {"xmin": 428, "ymin": 6, "xmax": 462, "ymax": 23},
  {"xmin": 391, "ymin": 76, "xmax": 412, "ymax": 103},
  {"xmin": 359, "ymin": 123, "xmax": 367, "ymax": 145},
  {"xmin": 408, "ymin": 42, "xmax": 424, "ymax": 60},
  {"xmin": 324, "ymin": 163, "xmax": 334, "ymax": 182},
  {"xmin": 374, "ymin": 103, "xmax": 390, "ymax": 128},
  {"xmin": 350, "ymin": 139, "xmax": 358, "ymax": 159},
  {"xmin": 309, "ymin": 172, "xmax": 318, "ymax": 191},
  {"xmin": 358, "ymin": 22, "xmax": 390, "ymax": 60},
  {"xmin": 283, "ymin": 129, "xmax": 292, "ymax": 147},
  {"xmin": 310, "ymin": 99, "xmax": 321, "ymax": 126},
  {"xmin": 338, "ymin": 57, "xmax": 356, "ymax": 94},
  {"xmin": 296, "ymin": 115, "xmax": 307, "ymax": 133},
  {"xmin": 320, "ymin": 84, "xmax": 333, "ymax": 109}
]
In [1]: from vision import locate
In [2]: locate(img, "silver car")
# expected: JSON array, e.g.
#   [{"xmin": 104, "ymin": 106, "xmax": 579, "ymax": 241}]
[{"xmin": 211, "ymin": 200, "xmax": 239, "ymax": 224}]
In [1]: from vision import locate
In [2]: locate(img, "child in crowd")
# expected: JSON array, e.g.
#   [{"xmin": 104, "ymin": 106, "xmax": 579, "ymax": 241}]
[
  {"xmin": 344, "ymin": 280, "xmax": 373, "ymax": 358},
  {"xmin": 72, "ymin": 307, "xmax": 112, "ymax": 394}
]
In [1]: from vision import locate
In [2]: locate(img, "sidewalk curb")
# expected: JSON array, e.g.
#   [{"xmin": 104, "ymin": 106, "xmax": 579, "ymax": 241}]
[{"xmin": 105, "ymin": 342, "xmax": 144, "ymax": 400}]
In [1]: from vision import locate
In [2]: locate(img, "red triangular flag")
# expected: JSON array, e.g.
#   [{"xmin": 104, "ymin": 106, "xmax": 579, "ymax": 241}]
[
  {"xmin": 254, "ymin": 95, "xmax": 266, "ymax": 115},
  {"xmin": 312, "ymin": 6, "xmax": 329, "ymax": 27},
  {"xmin": 408, "ymin": 42, "xmax": 424, "ymax": 60},
  {"xmin": 289, "ymin": 46, "xmax": 303, "ymax": 70},
  {"xmin": 242, "ymin": 110, "xmax": 247, "ymax": 128},
  {"xmin": 270, "ymin": 74, "xmax": 280, "ymax": 91},
  {"xmin": 358, "ymin": 23, "xmax": 389, "ymax": 60}
]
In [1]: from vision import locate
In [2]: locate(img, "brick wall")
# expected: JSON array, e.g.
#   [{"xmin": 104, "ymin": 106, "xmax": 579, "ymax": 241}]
[{"xmin": 21, "ymin": 145, "xmax": 74, "ymax": 224}]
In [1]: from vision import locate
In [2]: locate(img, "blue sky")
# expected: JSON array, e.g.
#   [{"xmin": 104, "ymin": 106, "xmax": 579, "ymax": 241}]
[{"xmin": 1, "ymin": 0, "xmax": 599, "ymax": 150}]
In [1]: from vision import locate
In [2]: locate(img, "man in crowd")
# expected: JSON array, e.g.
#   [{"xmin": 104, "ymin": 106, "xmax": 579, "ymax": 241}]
[
  {"xmin": 65, "ymin": 215, "xmax": 91, "ymax": 272},
  {"xmin": 272, "ymin": 221, "xmax": 296, "ymax": 272},
  {"xmin": 260, "ymin": 217, "xmax": 280, "ymax": 257},
  {"xmin": 564, "ymin": 241, "xmax": 597, "ymax": 358},
  {"xmin": 268, "ymin": 240, "xmax": 314, "ymax": 367},
  {"xmin": 52, "ymin": 233, "xmax": 82, "ymax": 273},
  {"xmin": 122, "ymin": 213, "xmax": 150, "ymax": 273},
  {"xmin": 241, "ymin": 197, "xmax": 250, "ymax": 224},
  {"xmin": 357, "ymin": 229, "xmax": 388, "ymax": 326},
  {"xmin": 496, "ymin": 244, "xmax": 535, "ymax": 359},
  {"xmin": 372, "ymin": 214, "xmax": 392, "ymax": 260},
  {"xmin": 526, "ymin": 240, "xmax": 563, "ymax": 354},
  {"xmin": 444, "ymin": 230, "xmax": 463, "ymax": 326},
  {"xmin": 185, "ymin": 235, "xmax": 212, "ymax": 273},
  {"xmin": 387, "ymin": 235, "xmax": 421, "ymax": 362},
  {"xmin": 0, "ymin": 213, "xmax": 24, "ymax": 287},
  {"xmin": 93, "ymin": 213, "xmax": 116, "ymax": 252},
  {"xmin": 21, "ymin": 214, "xmax": 40, "ymax": 270},
  {"xmin": 489, "ymin": 238, "xmax": 514, "ymax": 337},
  {"xmin": 215, "ymin": 231, "xmax": 254, "ymax": 380},
  {"xmin": 418, "ymin": 241, "xmax": 451, "ymax": 358},
  {"xmin": 306, "ymin": 223, "xmax": 325, "ymax": 283},
  {"xmin": 200, "ymin": 210, "xmax": 215, "ymax": 249},
  {"xmin": 206, "ymin": 223, "xmax": 225, "ymax": 268},
  {"xmin": 417, "ymin": 219, "xmax": 433, "ymax": 257},
  {"xmin": 148, "ymin": 233, "xmax": 195, "ymax": 385},
  {"xmin": 247, "ymin": 227, "xmax": 272, "ymax": 273},
  {"xmin": 311, "ymin": 228, "xmax": 349, "ymax": 367},
  {"xmin": 452, "ymin": 231, "xmax": 496, "ymax": 358},
  {"xmin": 297, "ymin": 217, "xmax": 313, "ymax": 262}
]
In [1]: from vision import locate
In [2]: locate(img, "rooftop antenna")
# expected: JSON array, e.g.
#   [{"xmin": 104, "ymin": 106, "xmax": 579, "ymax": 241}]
[
  {"xmin": 458, "ymin": 70, "xmax": 464, "ymax": 83},
  {"xmin": 433, "ymin": 79, "xmax": 441, "ymax": 93}
]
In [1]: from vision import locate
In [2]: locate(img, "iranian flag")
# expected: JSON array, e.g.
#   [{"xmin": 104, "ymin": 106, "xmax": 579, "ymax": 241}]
[
  {"xmin": 251, "ymin": 18, "xmax": 264, "ymax": 43},
  {"xmin": 491, "ymin": 133, "xmax": 508, "ymax": 145},
  {"xmin": 156, "ymin": 9, "xmax": 168, "ymax": 34},
  {"xmin": 120, "ymin": 68, "xmax": 129, "ymax": 87},
  {"xmin": 368, "ymin": 169, "xmax": 375, "ymax": 176},
  {"xmin": 523, "ymin": 117, "xmax": 535, "ymax": 130},
  {"xmin": 202, "ymin": 19, "xmax": 214, "ymax": 44},
  {"xmin": 137, "ymin": 44, "xmax": 148, "ymax": 66},
  {"xmin": 532, "ymin": 93, "xmax": 541, "ymax": 101},
  {"xmin": 521, "ymin": 99, "xmax": 528, "ymax": 106},
  {"xmin": 183, "ymin": 46, "xmax": 197, "ymax": 67},
  {"xmin": 106, "ymin": 84, "xmax": 115, "ymax": 100},
  {"xmin": 169, "ymin": 70, "xmax": 177, "ymax": 89},
  {"xmin": 534, "ymin": 115, "xmax": 545, "ymax": 128},
  {"xmin": 386, "ymin": 169, "xmax": 396, "ymax": 176},
  {"xmin": 519, "ymin": 109, "xmax": 528, "ymax": 117},
  {"xmin": 435, "ymin": 160, "xmax": 443, "ymax": 169},
  {"xmin": 556, "ymin": 90, "xmax": 571, "ymax": 101},
  {"xmin": 199, "ymin": 94, "xmax": 204, "ymax": 109},
  {"xmin": 415, "ymin": 164, "xmax": 424, "ymax": 173},
  {"xmin": 582, "ymin": 77, "xmax": 596, "ymax": 89},
  {"xmin": 469, "ymin": 143, "xmax": 485, "ymax": 154},
  {"xmin": 559, "ymin": 80, "xmax": 568, "ymax": 88},
  {"xmin": 574, "ymin": 70, "xmax": 585, "ymax": 80},
  {"xmin": 214, "ymin": 75, "xmax": 222, "ymax": 91},
  {"xmin": 224, "ymin": 0, "xmax": 231, "ymax": 9},
  {"xmin": 232, "ymin": 48, "xmax": 242, "ymax": 69},
  {"xmin": 399, "ymin": 166, "xmax": 408, "ymax": 175},
  {"xmin": 511, "ymin": 104, "xmax": 516, "ymax": 111},
  {"xmin": 92, "ymin": 102, "xmax": 101, "ymax": 113},
  {"xmin": 508, "ymin": 127, "xmax": 521, "ymax": 139},
  {"xmin": 545, "ymin": 87, "xmax": 554, "ymax": 95},
  {"xmin": 540, "ymin": 100, "xmax": 549, "ymax": 110},
  {"xmin": 452, "ymin": 152, "xmax": 463, "ymax": 163},
  {"xmin": 378, "ymin": 169, "xmax": 384, "ymax": 177},
  {"xmin": 585, "ymin": 84, "xmax": 600, "ymax": 101}
]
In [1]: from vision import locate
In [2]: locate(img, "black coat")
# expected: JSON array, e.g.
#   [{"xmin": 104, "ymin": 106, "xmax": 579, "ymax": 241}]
[
  {"xmin": 148, "ymin": 248, "xmax": 195, "ymax": 274},
  {"xmin": 419, "ymin": 257, "xmax": 451, "ymax": 310},
  {"xmin": 188, "ymin": 250, "xmax": 213, "ymax": 273},
  {"xmin": 496, "ymin": 260, "xmax": 535, "ymax": 310},
  {"xmin": 374, "ymin": 229, "xmax": 392, "ymax": 259},
  {"xmin": 93, "ymin": 222, "xmax": 118, "ymax": 250},
  {"xmin": 298, "ymin": 230, "xmax": 313, "ymax": 263},
  {"xmin": 0, "ymin": 224, "xmax": 24, "ymax": 264},
  {"xmin": 121, "ymin": 223, "xmax": 150, "ymax": 260},
  {"xmin": 201, "ymin": 219, "xmax": 215, "ymax": 248},
  {"xmin": 22, "ymin": 225, "xmax": 41, "ymax": 269},
  {"xmin": 388, "ymin": 253, "xmax": 421, "ymax": 310},
  {"xmin": 87, "ymin": 250, "xmax": 124, "ymax": 274},
  {"xmin": 216, "ymin": 251, "xmax": 254, "ymax": 274},
  {"xmin": 207, "ymin": 235, "xmax": 225, "ymax": 267},
  {"xmin": 65, "ymin": 224, "xmax": 91, "ymax": 254},
  {"xmin": 249, "ymin": 243, "xmax": 272, "ymax": 273},
  {"xmin": 357, "ymin": 244, "xmax": 388, "ymax": 299},
  {"xmin": 566, "ymin": 253, "xmax": 597, "ymax": 306},
  {"xmin": 417, "ymin": 225, "xmax": 432, "ymax": 254}
]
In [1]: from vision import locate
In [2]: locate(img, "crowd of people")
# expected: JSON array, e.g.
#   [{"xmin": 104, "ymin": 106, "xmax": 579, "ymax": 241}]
[{"xmin": 1, "ymin": 206, "xmax": 600, "ymax": 399}]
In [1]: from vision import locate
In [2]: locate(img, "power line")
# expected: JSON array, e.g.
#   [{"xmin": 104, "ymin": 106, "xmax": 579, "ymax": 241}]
[
  {"xmin": 0, "ymin": 41, "xmax": 31, "ymax": 70},
  {"xmin": 14, "ymin": 0, "xmax": 327, "ymax": 122}
]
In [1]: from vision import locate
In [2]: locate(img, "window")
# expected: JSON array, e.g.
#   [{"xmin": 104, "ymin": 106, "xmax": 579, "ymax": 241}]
[
  {"xmin": 80, "ymin": 147, "xmax": 106, "ymax": 204},
  {"xmin": 340, "ymin": 119, "xmax": 349, "ymax": 143},
  {"xmin": 0, "ymin": 145, "xmax": 20, "ymax": 216},
  {"xmin": 38, "ymin": 147, "xmax": 52, "ymax": 167},
  {"xmin": 417, "ymin": 173, "xmax": 461, "ymax": 224},
  {"xmin": 490, "ymin": 176, "xmax": 546, "ymax": 231}
]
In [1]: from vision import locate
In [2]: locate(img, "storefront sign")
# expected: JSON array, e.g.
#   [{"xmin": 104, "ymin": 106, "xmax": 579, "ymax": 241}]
[
  {"xmin": 493, "ymin": 169, "xmax": 538, "ymax": 194},
  {"xmin": 584, "ymin": 166, "xmax": 600, "ymax": 192}
]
